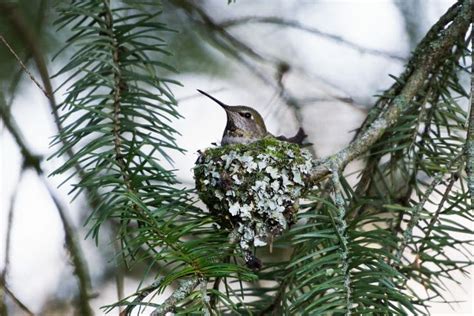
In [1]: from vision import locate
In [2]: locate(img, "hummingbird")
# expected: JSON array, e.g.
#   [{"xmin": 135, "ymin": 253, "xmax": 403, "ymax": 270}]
[{"xmin": 197, "ymin": 90, "xmax": 308, "ymax": 146}]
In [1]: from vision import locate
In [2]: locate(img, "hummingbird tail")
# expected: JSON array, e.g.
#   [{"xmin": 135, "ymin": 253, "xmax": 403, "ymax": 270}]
[{"xmin": 276, "ymin": 127, "xmax": 311, "ymax": 147}]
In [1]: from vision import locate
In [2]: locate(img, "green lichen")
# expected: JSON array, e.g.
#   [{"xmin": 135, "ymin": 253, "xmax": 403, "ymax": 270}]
[{"xmin": 194, "ymin": 137, "xmax": 313, "ymax": 264}]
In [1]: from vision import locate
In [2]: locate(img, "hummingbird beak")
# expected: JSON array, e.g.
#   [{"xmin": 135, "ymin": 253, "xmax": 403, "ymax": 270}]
[{"xmin": 197, "ymin": 89, "xmax": 229, "ymax": 110}]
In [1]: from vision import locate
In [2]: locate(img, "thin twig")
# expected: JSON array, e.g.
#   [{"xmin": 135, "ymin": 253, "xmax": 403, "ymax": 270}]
[
  {"xmin": 273, "ymin": 65, "xmax": 318, "ymax": 157},
  {"xmin": 219, "ymin": 17, "xmax": 406, "ymax": 62},
  {"xmin": 298, "ymin": 96, "xmax": 368, "ymax": 114},
  {"xmin": 118, "ymin": 279, "xmax": 163, "ymax": 316},
  {"xmin": 0, "ymin": 91, "xmax": 41, "ymax": 173},
  {"xmin": 0, "ymin": 276, "xmax": 34, "ymax": 316},
  {"xmin": 209, "ymin": 228, "xmax": 240, "ymax": 309},
  {"xmin": 418, "ymin": 172, "xmax": 459, "ymax": 254},
  {"xmin": 1, "ymin": 172, "xmax": 23, "ymax": 280},
  {"xmin": 40, "ymin": 176, "xmax": 94, "ymax": 315},
  {"xmin": 0, "ymin": 34, "xmax": 50, "ymax": 99},
  {"xmin": 330, "ymin": 168, "xmax": 352, "ymax": 316},
  {"xmin": 5, "ymin": 0, "xmax": 48, "ymax": 107},
  {"xmin": 114, "ymin": 237, "xmax": 125, "ymax": 315},
  {"xmin": 169, "ymin": 0, "xmax": 321, "ymax": 155},
  {"xmin": 0, "ymin": 3, "xmax": 103, "ymax": 212},
  {"xmin": 0, "ymin": 172, "xmax": 23, "ymax": 316},
  {"xmin": 395, "ymin": 152, "xmax": 465, "ymax": 263}
]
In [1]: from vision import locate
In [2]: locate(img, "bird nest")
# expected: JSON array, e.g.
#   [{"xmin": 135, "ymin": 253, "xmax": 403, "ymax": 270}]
[{"xmin": 194, "ymin": 137, "xmax": 313, "ymax": 268}]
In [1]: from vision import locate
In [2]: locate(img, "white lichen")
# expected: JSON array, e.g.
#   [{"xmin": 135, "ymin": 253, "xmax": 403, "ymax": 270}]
[{"xmin": 194, "ymin": 137, "xmax": 313, "ymax": 263}]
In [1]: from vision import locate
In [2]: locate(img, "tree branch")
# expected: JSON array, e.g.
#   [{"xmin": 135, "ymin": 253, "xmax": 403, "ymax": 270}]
[
  {"xmin": 309, "ymin": 0, "xmax": 471, "ymax": 183},
  {"xmin": 394, "ymin": 152, "xmax": 465, "ymax": 263},
  {"xmin": 170, "ymin": 0, "xmax": 343, "ymax": 153},
  {"xmin": 0, "ymin": 3, "xmax": 103, "ymax": 211},
  {"xmin": 418, "ymin": 172, "xmax": 458, "ymax": 254},
  {"xmin": 467, "ymin": 27, "xmax": 474, "ymax": 205},
  {"xmin": 0, "ymin": 276, "xmax": 34, "ymax": 316},
  {"xmin": 219, "ymin": 16, "xmax": 406, "ymax": 62},
  {"xmin": 0, "ymin": 34, "xmax": 50, "ymax": 99},
  {"xmin": 0, "ymin": 94, "xmax": 94, "ymax": 316},
  {"xmin": 117, "ymin": 279, "xmax": 163, "ymax": 316},
  {"xmin": 350, "ymin": 1, "xmax": 468, "ymax": 219},
  {"xmin": 99, "ymin": 0, "xmax": 201, "ymax": 271},
  {"xmin": 0, "ymin": 172, "xmax": 23, "ymax": 316},
  {"xmin": 150, "ymin": 278, "xmax": 200, "ymax": 316}
]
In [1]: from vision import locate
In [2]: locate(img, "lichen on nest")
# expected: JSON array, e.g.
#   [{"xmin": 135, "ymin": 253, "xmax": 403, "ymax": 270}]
[{"xmin": 194, "ymin": 137, "xmax": 313, "ymax": 268}]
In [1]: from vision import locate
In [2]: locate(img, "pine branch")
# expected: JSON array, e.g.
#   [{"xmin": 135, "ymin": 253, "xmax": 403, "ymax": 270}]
[
  {"xmin": 310, "ymin": 0, "xmax": 471, "ymax": 183},
  {"xmin": 96, "ymin": 0, "xmax": 205, "ymax": 275},
  {"xmin": 0, "ymin": 2, "xmax": 103, "ymax": 213},
  {"xmin": 348, "ymin": 0, "xmax": 466, "ymax": 196},
  {"xmin": 118, "ymin": 279, "xmax": 163, "ymax": 316},
  {"xmin": 150, "ymin": 278, "xmax": 200, "ymax": 316},
  {"xmin": 51, "ymin": 2, "xmax": 258, "ymax": 313},
  {"xmin": 395, "ymin": 152, "xmax": 465, "ymax": 262},
  {"xmin": 418, "ymin": 172, "xmax": 459, "ymax": 254}
]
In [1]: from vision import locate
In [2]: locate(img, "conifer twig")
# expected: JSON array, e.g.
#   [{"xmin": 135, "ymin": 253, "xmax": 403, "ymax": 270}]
[
  {"xmin": 330, "ymin": 168, "xmax": 352, "ymax": 316},
  {"xmin": 150, "ymin": 278, "xmax": 201, "ymax": 316},
  {"xmin": 219, "ymin": 17, "xmax": 405, "ymax": 61},
  {"xmin": 395, "ymin": 152, "xmax": 464, "ymax": 263},
  {"xmin": 118, "ymin": 279, "xmax": 163, "ymax": 316},
  {"xmin": 0, "ymin": 34, "xmax": 51, "ymax": 99},
  {"xmin": 309, "ymin": 0, "xmax": 471, "ymax": 183}
]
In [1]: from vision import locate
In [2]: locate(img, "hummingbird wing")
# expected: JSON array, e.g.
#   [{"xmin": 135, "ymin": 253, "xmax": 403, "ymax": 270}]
[{"xmin": 276, "ymin": 127, "xmax": 311, "ymax": 147}]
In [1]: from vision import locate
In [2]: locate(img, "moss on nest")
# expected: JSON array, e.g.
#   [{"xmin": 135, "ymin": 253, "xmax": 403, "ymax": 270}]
[{"xmin": 194, "ymin": 137, "xmax": 313, "ymax": 266}]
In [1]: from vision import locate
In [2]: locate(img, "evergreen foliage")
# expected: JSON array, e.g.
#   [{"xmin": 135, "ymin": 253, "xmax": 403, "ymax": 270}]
[{"xmin": 50, "ymin": 1, "xmax": 253, "ymax": 313}]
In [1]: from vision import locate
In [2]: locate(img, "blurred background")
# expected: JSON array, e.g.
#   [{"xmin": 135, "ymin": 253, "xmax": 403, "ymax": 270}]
[{"xmin": 0, "ymin": 0, "xmax": 471, "ymax": 314}]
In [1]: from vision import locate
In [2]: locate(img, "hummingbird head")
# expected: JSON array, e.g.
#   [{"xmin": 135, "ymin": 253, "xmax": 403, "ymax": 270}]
[{"xmin": 198, "ymin": 90, "xmax": 268, "ymax": 145}]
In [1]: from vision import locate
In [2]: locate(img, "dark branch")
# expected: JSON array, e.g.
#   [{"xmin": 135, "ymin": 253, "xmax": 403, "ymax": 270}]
[
  {"xmin": 466, "ymin": 27, "xmax": 474, "ymax": 205},
  {"xmin": 0, "ymin": 173, "xmax": 23, "ymax": 315},
  {"xmin": 118, "ymin": 279, "xmax": 162, "ymax": 316},
  {"xmin": 0, "ymin": 276, "xmax": 34, "ymax": 316},
  {"xmin": 0, "ymin": 34, "xmax": 50, "ymax": 99},
  {"xmin": 0, "ymin": 3, "xmax": 103, "ymax": 211},
  {"xmin": 219, "ymin": 16, "xmax": 406, "ymax": 61},
  {"xmin": 0, "ymin": 94, "xmax": 94, "ymax": 316}
]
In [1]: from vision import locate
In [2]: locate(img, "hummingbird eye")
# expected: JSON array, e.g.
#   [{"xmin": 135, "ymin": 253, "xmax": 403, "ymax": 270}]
[{"xmin": 241, "ymin": 112, "xmax": 252, "ymax": 119}]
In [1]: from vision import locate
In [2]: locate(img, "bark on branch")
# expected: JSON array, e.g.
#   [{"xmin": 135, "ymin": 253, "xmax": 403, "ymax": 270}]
[{"xmin": 467, "ymin": 23, "xmax": 474, "ymax": 205}]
